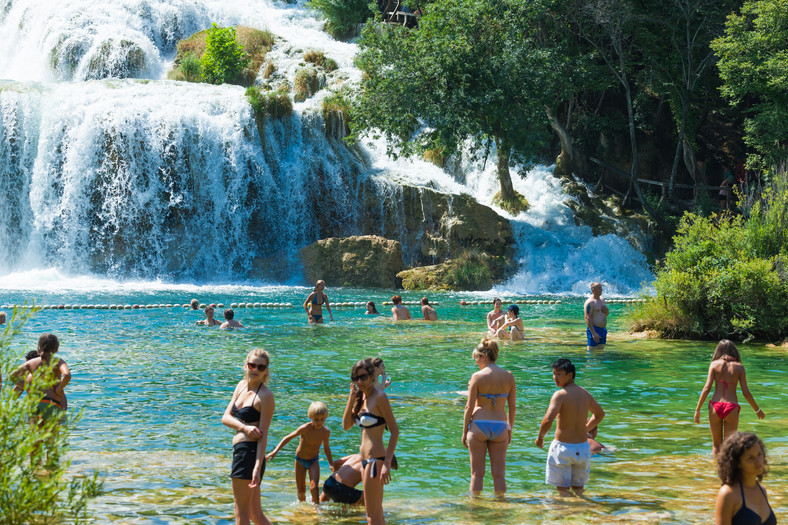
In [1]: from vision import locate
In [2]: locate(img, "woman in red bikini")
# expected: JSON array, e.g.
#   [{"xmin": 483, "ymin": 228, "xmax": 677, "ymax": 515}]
[{"xmin": 694, "ymin": 340, "xmax": 765, "ymax": 455}]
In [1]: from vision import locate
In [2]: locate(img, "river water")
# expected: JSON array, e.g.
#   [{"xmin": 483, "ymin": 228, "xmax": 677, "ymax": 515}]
[{"xmin": 0, "ymin": 284, "xmax": 785, "ymax": 524}]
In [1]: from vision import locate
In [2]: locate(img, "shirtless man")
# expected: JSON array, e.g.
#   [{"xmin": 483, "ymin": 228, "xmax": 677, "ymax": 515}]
[
  {"xmin": 220, "ymin": 308, "xmax": 244, "ymax": 328},
  {"xmin": 421, "ymin": 297, "xmax": 437, "ymax": 321},
  {"xmin": 320, "ymin": 454, "xmax": 365, "ymax": 505},
  {"xmin": 391, "ymin": 295, "xmax": 411, "ymax": 320},
  {"xmin": 535, "ymin": 358, "xmax": 604, "ymax": 497},
  {"xmin": 486, "ymin": 299, "xmax": 505, "ymax": 336},
  {"xmin": 584, "ymin": 282, "xmax": 609, "ymax": 351},
  {"xmin": 190, "ymin": 298, "xmax": 199, "ymax": 310}
]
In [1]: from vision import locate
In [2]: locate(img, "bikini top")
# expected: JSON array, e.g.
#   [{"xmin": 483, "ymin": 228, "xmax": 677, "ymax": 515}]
[
  {"xmin": 312, "ymin": 292, "xmax": 324, "ymax": 305},
  {"xmin": 479, "ymin": 393, "xmax": 508, "ymax": 406},
  {"xmin": 732, "ymin": 483, "xmax": 776, "ymax": 525},
  {"xmin": 231, "ymin": 383, "xmax": 263, "ymax": 424},
  {"xmin": 356, "ymin": 411, "xmax": 386, "ymax": 428}
]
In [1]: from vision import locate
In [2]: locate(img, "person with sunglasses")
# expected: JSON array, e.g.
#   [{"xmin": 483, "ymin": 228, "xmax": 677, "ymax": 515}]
[
  {"xmin": 222, "ymin": 349, "xmax": 275, "ymax": 525},
  {"xmin": 343, "ymin": 359, "xmax": 399, "ymax": 524}
]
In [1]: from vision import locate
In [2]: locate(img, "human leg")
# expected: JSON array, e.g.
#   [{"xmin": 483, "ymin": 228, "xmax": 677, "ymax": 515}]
[
  {"xmin": 546, "ymin": 440, "xmax": 574, "ymax": 496},
  {"xmin": 308, "ymin": 460, "xmax": 321, "ymax": 503},
  {"xmin": 487, "ymin": 436, "xmax": 509, "ymax": 493},
  {"xmin": 495, "ymin": 327, "xmax": 510, "ymax": 339},
  {"xmin": 467, "ymin": 431, "xmax": 488, "ymax": 493},
  {"xmin": 510, "ymin": 326, "xmax": 524, "ymax": 341},
  {"xmin": 722, "ymin": 407, "xmax": 741, "ymax": 444},
  {"xmin": 707, "ymin": 404, "xmax": 724, "ymax": 455},
  {"xmin": 294, "ymin": 459, "xmax": 307, "ymax": 501},
  {"xmin": 362, "ymin": 459, "xmax": 385, "ymax": 525},
  {"xmin": 233, "ymin": 478, "xmax": 271, "ymax": 525}
]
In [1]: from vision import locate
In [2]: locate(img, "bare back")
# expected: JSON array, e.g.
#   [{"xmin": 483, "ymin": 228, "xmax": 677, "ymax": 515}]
[
  {"xmin": 709, "ymin": 359, "xmax": 745, "ymax": 404},
  {"xmin": 468, "ymin": 364, "xmax": 515, "ymax": 421},
  {"xmin": 553, "ymin": 384, "xmax": 601, "ymax": 444}
]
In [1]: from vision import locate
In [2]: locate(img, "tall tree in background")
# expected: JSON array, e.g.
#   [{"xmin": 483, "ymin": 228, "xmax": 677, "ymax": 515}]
[
  {"xmin": 712, "ymin": 0, "xmax": 788, "ymax": 168},
  {"xmin": 352, "ymin": 0, "xmax": 567, "ymax": 213}
]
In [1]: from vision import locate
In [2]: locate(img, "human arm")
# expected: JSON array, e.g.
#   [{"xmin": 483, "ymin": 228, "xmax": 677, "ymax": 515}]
[
  {"xmin": 738, "ymin": 368, "xmax": 765, "ymax": 419},
  {"xmin": 322, "ymin": 429, "xmax": 335, "ymax": 471},
  {"xmin": 715, "ymin": 484, "xmax": 735, "ymax": 525},
  {"xmin": 584, "ymin": 302, "xmax": 599, "ymax": 341},
  {"xmin": 404, "ymin": 307, "xmax": 412, "ymax": 320},
  {"xmin": 506, "ymin": 374, "xmax": 516, "ymax": 444},
  {"xmin": 535, "ymin": 391, "xmax": 562, "ymax": 448},
  {"xmin": 377, "ymin": 394, "xmax": 399, "ymax": 485},
  {"xmin": 342, "ymin": 383, "xmax": 358, "ymax": 430},
  {"xmin": 392, "ymin": 307, "xmax": 399, "ymax": 320},
  {"xmin": 601, "ymin": 300, "xmax": 609, "ymax": 316},
  {"xmin": 55, "ymin": 360, "xmax": 71, "ymax": 397},
  {"xmin": 304, "ymin": 293, "xmax": 315, "ymax": 320},
  {"xmin": 265, "ymin": 426, "xmax": 303, "ymax": 461},
  {"xmin": 694, "ymin": 363, "xmax": 716, "ymax": 423},
  {"xmin": 462, "ymin": 375, "xmax": 477, "ymax": 448},
  {"xmin": 10, "ymin": 360, "xmax": 34, "ymax": 392},
  {"xmin": 324, "ymin": 293, "xmax": 333, "ymax": 321},
  {"xmin": 250, "ymin": 390, "xmax": 275, "ymax": 488},
  {"xmin": 221, "ymin": 383, "xmax": 263, "ymax": 440},
  {"xmin": 586, "ymin": 395, "xmax": 604, "ymax": 432}
]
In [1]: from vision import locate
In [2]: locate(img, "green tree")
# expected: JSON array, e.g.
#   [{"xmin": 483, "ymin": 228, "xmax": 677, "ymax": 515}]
[
  {"xmin": 307, "ymin": 0, "xmax": 373, "ymax": 39},
  {"xmin": 0, "ymin": 308, "xmax": 102, "ymax": 523},
  {"xmin": 353, "ymin": 0, "xmax": 568, "ymax": 213},
  {"xmin": 712, "ymin": 0, "xmax": 788, "ymax": 168},
  {"xmin": 200, "ymin": 24, "xmax": 250, "ymax": 85}
]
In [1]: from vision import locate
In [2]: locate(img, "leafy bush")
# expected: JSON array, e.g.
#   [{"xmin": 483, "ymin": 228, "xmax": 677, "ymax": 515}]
[
  {"xmin": 304, "ymin": 50, "xmax": 338, "ymax": 72},
  {"xmin": 293, "ymin": 67, "xmax": 321, "ymax": 102},
  {"xmin": 200, "ymin": 24, "xmax": 250, "ymax": 85},
  {"xmin": 179, "ymin": 52, "xmax": 202, "ymax": 82},
  {"xmin": 306, "ymin": 0, "xmax": 372, "ymax": 40},
  {"xmin": 0, "ymin": 308, "xmax": 102, "ymax": 523},
  {"xmin": 246, "ymin": 85, "xmax": 293, "ymax": 120},
  {"xmin": 628, "ymin": 167, "xmax": 788, "ymax": 341},
  {"xmin": 399, "ymin": 250, "xmax": 508, "ymax": 291}
]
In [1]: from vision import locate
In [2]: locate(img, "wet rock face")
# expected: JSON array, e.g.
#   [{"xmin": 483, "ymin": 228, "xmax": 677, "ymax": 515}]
[{"xmin": 298, "ymin": 235, "xmax": 404, "ymax": 288}]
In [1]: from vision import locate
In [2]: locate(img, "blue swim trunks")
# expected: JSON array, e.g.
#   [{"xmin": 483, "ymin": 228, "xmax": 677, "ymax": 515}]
[{"xmin": 586, "ymin": 326, "xmax": 607, "ymax": 346}]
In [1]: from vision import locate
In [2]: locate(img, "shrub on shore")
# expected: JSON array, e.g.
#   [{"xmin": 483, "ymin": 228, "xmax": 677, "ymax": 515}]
[{"xmin": 628, "ymin": 167, "xmax": 788, "ymax": 341}]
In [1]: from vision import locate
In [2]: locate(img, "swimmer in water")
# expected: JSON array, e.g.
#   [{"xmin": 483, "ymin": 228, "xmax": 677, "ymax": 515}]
[
  {"xmin": 421, "ymin": 297, "xmax": 437, "ymax": 321},
  {"xmin": 365, "ymin": 301, "xmax": 380, "ymax": 315},
  {"xmin": 304, "ymin": 280, "xmax": 333, "ymax": 324},
  {"xmin": 196, "ymin": 306, "xmax": 221, "ymax": 326},
  {"xmin": 584, "ymin": 282, "xmax": 609, "ymax": 351},
  {"xmin": 495, "ymin": 305, "xmax": 524, "ymax": 341},
  {"xmin": 486, "ymin": 298, "xmax": 505, "ymax": 336},
  {"xmin": 390, "ymin": 295, "xmax": 411, "ymax": 321},
  {"xmin": 221, "ymin": 309, "xmax": 244, "ymax": 329}
]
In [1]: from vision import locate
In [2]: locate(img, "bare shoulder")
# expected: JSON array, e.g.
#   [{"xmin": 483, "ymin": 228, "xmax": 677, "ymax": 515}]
[{"xmin": 717, "ymin": 483, "xmax": 735, "ymax": 499}]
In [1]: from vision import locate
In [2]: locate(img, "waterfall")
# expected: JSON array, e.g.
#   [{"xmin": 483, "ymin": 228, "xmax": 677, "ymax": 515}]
[{"xmin": 0, "ymin": 0, "xmax": 653, "ymax": 293}]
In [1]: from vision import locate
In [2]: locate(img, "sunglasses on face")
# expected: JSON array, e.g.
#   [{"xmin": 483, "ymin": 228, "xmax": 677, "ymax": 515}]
[
  {"xmin": 352, "ymin": 373, "xmax": 370, "ymax": 382},
  {"xmin": 247, "ymin": 362, "xmax": 268, "ymax": 372}
]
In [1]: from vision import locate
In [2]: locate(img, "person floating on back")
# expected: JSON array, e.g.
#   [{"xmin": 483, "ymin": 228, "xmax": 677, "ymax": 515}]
[
  {"xmin": 421, "ymin": 297, "xmax": 437, "ymax": 321},
  {"xmin": 694, "ymin": 340, "xmax": 764, "ymax": 455},
  {"xmin": 584, "ymin": 282, "xmax": 609, "ymax": 350},
  {"xmin": 221, "ymin": 308, "xmax": 244, "ymax": 329},
  {"xmin": 266, "ymin": 401, "xmax": 334, "ymax": 503},
  {"xmin": 535, "ymin": 358, "xmax": 604, "ymax": 497}
]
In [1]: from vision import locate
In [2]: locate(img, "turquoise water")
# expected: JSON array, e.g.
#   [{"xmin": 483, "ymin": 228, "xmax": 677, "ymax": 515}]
[{"xmin": 0, "ymin": 287, "xmax": 785, "ymax": 524}]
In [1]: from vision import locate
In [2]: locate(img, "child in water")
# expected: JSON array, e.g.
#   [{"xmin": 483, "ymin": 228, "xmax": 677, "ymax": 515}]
[
  {"xmin": 694, "ymin": 340, "xmax": 765, "ymax": 455},
  {"xmin": 266, "ymin": 401, "xmax": 334, "ymax": 503}
]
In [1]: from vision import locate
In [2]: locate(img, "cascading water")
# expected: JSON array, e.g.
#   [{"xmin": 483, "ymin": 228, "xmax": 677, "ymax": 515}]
[{"xmin": 0, "ymin": 0, "xmax": 653, "ymax": 293}]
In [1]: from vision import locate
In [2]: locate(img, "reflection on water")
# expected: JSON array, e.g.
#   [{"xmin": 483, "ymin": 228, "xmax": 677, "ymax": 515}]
[{"xmin": 2, "ymin": 288, "xmax": 786, "ymax": 523}]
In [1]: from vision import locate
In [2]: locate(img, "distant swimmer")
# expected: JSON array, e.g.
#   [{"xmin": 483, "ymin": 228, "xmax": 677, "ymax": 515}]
[
  {"xmin": 390, "ymin": 295, "xmax": 411, "ymax": 321},
  {"xmin": 221, "ymin": 308, "xmax": 244, "ymax": 329},
  {"xmin": 694, "ymin": 340, "xmax": 764, "ymax": 456},
  {"xmin": 266, "ymin": 401, "xmax": 334, "ymax": 503},
  {"xmin": 196, "ymin": 306, "xmax": 221, "ymax": 326},
  {"xmin": 587, "ymin": 421, "xmax": 605, "ymax": 455},
  {"xmin": 584, "ymin": 282, "xmax": 609, "ymax": 351},
  {"xmin": 190, "ymin": 298, "xmax": 199, "ymax": 310},
  {"xmin": 495, "ymin": 305, "xmax": 524, "ymax": 341},
  {"xmin": 536, "ymin": 358, "xmax": 604, "ymax": 497},
  {"xmin": 365, "ymin": 301, "xmax": 380, "ymax": 315},
  {"xmin": 0, "ymin": 311, "xmax": 6, "ymax": 325},
  {"xmin": 369, "ymin": 357, "xmax": 391, "ymax": 390},
  {"xmin": 12, "ymin": 333, "xmax": 71, "ymax": 417},
  {"xmin": 304, "ymin": 280, "xmax": 333, "ymax": 324},
  {"xmin": 486, "ymin": 298, "xmax": 505, "ymax": 336},
  {"xmin": 421, "ymin": 297, "xmax": 437, "ymax": 321}
]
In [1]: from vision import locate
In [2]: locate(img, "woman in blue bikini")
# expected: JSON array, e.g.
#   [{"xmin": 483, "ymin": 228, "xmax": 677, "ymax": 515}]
[
  {"xmin": 343, "ymin": 359, "xmax": 399, "ymax": 524},
  {"xmin": 303, "ymin": 280, "xmax": 333, "ymax": 324},
  {"xmin": 462, "ymin": 338, "xmax": 516, "ymax": 493}
]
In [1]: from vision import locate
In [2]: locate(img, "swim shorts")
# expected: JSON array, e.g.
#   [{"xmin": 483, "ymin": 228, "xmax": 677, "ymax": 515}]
[
  {"xmin": 546, "ymin": 440, "xmax": 591, "ymax": 487},
  {"xmin": 231, "ymin": 441, "xmax": 266, "ymax": 480},
  {"xmin": 322, "ymin": 475, "xmax": 363, "ymax": 504},
  {"xmin": 586, "ymin": 326, "xmax": 607, "ymax": 347}
]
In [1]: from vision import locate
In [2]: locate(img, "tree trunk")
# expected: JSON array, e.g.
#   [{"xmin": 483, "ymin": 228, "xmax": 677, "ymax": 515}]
[
  {"xmin": 546, "ymin": 106, "xmax": 575, "ymax": 178},
  {"xmin": 623, "ymin": 81, "xmax": 659, "ymax": 220},
  {"xmin": 495, "ymin": 136, "xmax": 515, "ymax": 202},
  {"xmin": 668, "ymin": 105, "xmax": 688, "ymax": 199}
]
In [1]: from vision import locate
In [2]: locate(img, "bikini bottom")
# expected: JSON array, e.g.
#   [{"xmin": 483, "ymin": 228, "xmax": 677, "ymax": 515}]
[
  {"xmin": 361, "ymin": 456, "xmax": 386, "ymax": 478},
  {"xmin": 295, "ymin": 455, "xmax": 319, "ymax": 470},
  {"xmin": 711, "ymin": 401, "xmax": 741, "ymax": 420},
  {"xmin": 469, "ymin": 420, "xmax": 510, "ymax": 440}
]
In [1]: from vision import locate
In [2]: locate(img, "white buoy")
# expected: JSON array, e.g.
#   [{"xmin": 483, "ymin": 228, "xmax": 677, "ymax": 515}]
[
  {"xmin": 253, "ymin": 302, "xmax": 262, "ymax": 308},
  {"xmin": 246, "ymin": 303, "xmax": 254, "ymax": 308}
]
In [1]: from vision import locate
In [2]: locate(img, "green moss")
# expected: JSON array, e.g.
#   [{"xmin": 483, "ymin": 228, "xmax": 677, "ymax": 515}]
[
  {"xmin": 321, "ymin": 90, "xmax": 352, "ymax": 138},
  {"xmin": 293, "ymin": 67, "xmax": 321, "ymax": 102},
  {"xmin": 246, "ymin": 85, "xmax": 293, "ymax": 120},
  {"xmin": 398, "ymin": 250, "xmax": 508, "ymax": 291},
  {"xmin": 492, "ymin": 190, "xmax": 530, "ymax": 215},
  {"xmin": 86, "ymin": 39, "xmax": 147, "ymax": 79},
  {"xmin": 304, "ymin": 50, "xmax": 338, "ymax": 72}
]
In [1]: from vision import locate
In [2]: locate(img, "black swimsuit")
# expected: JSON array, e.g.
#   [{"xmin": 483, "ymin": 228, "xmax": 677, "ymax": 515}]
[
  {"xmin": 230, "ymin": 383, "xmax": 264, "ymax": 480},
  {"xmin": 732, "ymin": 483, "xmax": 777, "ymax": 525}
]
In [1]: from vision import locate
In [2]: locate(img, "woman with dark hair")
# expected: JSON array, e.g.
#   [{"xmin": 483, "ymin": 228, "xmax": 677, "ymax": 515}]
[
  {"xmin": 221, "ymin": 348, "xmax": 274, "ymax": 525},
  {"xmin": 694, "ymin": 340, "xmax": 764, "ymax": 455},
  {"xmin": 12, "ymin": 333, "xmax": 71, "ymax": 416},
  {"xmin": 365, "ymin": 301, "xmax": 380, "ymax": 315},
  {"xmin": 343, "ymin": 359, "xmax": 399, "ymax": 524},
  {"xmin": 495, "ymin": 305, "xmax": 524, "ymax": 341},
  {"xmin": 369, "ymin": 357, "xmax": 391, "ymax": 390},
  {"xmin": 715, "ymin": 432, "xmax": 775, "ymax": 525},
  {"xmin": 462, "ymin": 338, "xmax": 516, "ymax": 493}
]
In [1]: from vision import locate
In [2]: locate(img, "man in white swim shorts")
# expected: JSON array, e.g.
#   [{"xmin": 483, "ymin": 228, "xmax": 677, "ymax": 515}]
[{"xmin": 535, "ymin": 358, "xmax": 604, "ymax": 496}]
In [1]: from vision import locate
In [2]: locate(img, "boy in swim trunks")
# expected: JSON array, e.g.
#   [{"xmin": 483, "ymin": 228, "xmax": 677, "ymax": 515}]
[
  {"xmin": 535, "ymin": 358, "xmax": 605, "ymax": 496},
  {"xmin": 584, "ymin": 282, "xmax": 609, "ymax": 350},
  {"xmin": 266, "ymin": 401, "xmax": 334, "ymax": 503}
]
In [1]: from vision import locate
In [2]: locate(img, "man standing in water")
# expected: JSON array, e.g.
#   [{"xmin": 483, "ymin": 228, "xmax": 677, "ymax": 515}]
[
  {"xmin": 584, "ymin": 282, "xmax": 609, "ymax": 351},
  {"xmin": 535, "ymin": 358, "xmax": 604, "ymax": 497}
]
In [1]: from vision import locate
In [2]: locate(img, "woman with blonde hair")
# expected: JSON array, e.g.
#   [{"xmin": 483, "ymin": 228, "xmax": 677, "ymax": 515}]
[
  {"xmin": 694, "ymin": 340, "xmax": 764, "ymax": 455},
  {"xmin": 303, "ymin": 280, "xmax": 333, "ymax": 323},
  {"xmin": 222, "ymin": 349, "xmax": 275, "ymax": 525},
  {"xmin": 462, "ymin": 338, "xmax": 516, "ymax": 493}
]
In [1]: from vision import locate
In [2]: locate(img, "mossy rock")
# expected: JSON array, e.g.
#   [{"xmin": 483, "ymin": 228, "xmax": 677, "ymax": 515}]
[
  {"xmin": 246, "ymin": 85, "xmax": 292, "ymax": 120},
  {"xmin": 293, "ymin": 67, "xmax": 322, "ymax": 102},
  {"xmin": 397, "ymin": 250, "xmax": 509, "ymax": 291},
  {"xmin": 49, "ymin": 35, "xmax": 89, "ymax": 78},
  {"xmin": 86, "ymin": 39, "xmax": 147, "ymax": 79},
  {"xmin": 423, "ymin": 148, "xmax": 446, "ymax": 167},
  {"xmin": 303, "ymin": 50, "xmax": 338, "ymax": 72},
  {"xmin": 322, "ymin": 91, "xmax": 351, "ymax": 139},
  {"xmin": 492, "ymin": 190, "xmax": 529, "ymax": 215}
]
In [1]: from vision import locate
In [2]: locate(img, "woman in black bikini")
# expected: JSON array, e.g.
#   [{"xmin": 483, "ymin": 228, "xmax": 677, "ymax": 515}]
[
  {"xmin": 303, "ymin": 280, "xmax": 333, "ymax": 324},
  {"xmin": 342, "ymin": 359, "xmax": 399, "ymax": 525},
  {"xmin": 222, "ymin": 349, "xmax": 275, "ymax": 525},
  {"xmin": 715, "ymin": 432, "xmax": 776, "ymax": 525}
]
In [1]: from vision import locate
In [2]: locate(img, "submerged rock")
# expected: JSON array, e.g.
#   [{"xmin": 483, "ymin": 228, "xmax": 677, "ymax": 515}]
[{"xmin": 299, "ymin": 235, "xmax": 404, "ymax": 288}]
